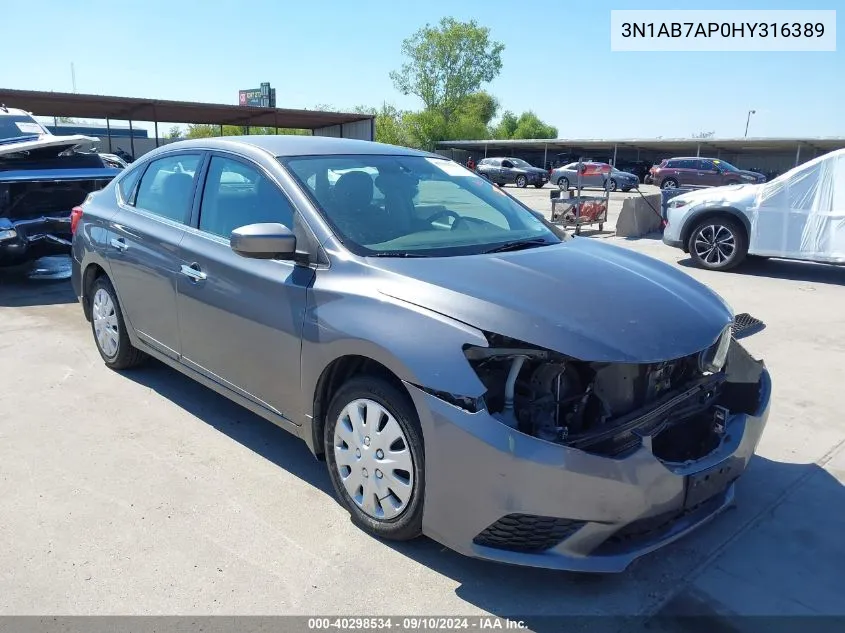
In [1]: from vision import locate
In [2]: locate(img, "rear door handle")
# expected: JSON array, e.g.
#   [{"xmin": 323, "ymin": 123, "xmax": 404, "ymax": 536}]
[
  {"xmin": 110, "ymin": 237, "xmax": 128, "ymax": 251},
  {"xmin": 180, "ymin": 263, "xmax": 207, "ymax": 282}
]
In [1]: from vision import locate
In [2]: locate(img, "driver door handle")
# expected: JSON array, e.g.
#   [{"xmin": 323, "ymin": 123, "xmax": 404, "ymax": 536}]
[
  {"xmin": 180, "ymin": 263, "xmax": 207, "ymax": 282},
  {"xmin": 110, "ymin": 237, "xmax": 128, "ymax": 251}
]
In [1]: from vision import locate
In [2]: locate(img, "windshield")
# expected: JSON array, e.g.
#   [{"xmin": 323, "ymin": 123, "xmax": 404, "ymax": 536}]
[
  {"xmin": 282, "ymin": 155, "xmax": 561, "ymax": 257},
  {"xmin": 0, "ymin": 115, "xmax": 48, "ymax": 141},
  {"xmin": 714, "ymin": 159, "xmax": 739, "ymax": 172}
]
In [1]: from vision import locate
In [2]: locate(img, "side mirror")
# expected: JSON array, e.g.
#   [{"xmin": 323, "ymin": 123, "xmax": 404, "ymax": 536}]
[{"xmin": 230, "ymin": 223, "xmax": 297, "ymax": 260}]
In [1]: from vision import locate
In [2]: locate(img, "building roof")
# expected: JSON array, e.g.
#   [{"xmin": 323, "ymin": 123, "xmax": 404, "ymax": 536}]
[
  {"xmin": 438, "ymin": 137, "xmax": 845, "ymax": 154},
  {"xmin": 0, "ymin": 88, "xmax": 373, "ymax": 129}
]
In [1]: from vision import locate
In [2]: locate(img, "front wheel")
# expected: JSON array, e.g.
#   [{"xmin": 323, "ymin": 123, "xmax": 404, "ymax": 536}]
[
  {"xmin": 89, "ymin": 276, "xmax": 147, "ymax": 369},
  {"xmin": 534, "ymin": 182, "xmax": 545, "ymax": 188},
  {"xmin": 515, "ymin": 175, "xmax": 527, "ymax": 188},
  {"xmin": 687, "ymin": 217, "xmax": 748, "ymax": 271},
  {"xmin": 324, "ymin": 376, "xmax": 425, "ymax": 541},
  {"xmin": 608, "ymin": 179, "xmax": 618, "ymax": 192}
]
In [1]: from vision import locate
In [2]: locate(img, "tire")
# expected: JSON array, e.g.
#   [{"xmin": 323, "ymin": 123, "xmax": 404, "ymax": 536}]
[
  {"xmin": 608, "ymin": 179, "xmax": 618, "ymax": 192},
  {"xmin": 622, "ymin": 187, "xmax": 632, "ymax": 192},
  {"xmin": 89, "ymin": 275, "xmax": 147, "ymax": 369},
  {"xmin": 687, "ymin": 216, "xmax": 748, "ymax": 271},
  {"xmin": 534, "ymin": 183, "xmax": 545, "ymax": 188},
  {"xmin": 661, "ymin": 178, "xmax": 679, "ymax": 189},
  {"xmin": 515, "ymin": 175, "xmax": 527, "ymax": 188},
  {"xmin": 557, "ymin": 177, "xmax": 569, "ymax": 190},
  {"xmin": 324, "ymin": 376, "xmax": 425, "ymax": 542}
]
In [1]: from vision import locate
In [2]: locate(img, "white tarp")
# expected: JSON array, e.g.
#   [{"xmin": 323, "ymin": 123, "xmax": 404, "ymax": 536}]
[{"xmin": 750, "ymin": 148, "xmax": 845, "ymax": 263}]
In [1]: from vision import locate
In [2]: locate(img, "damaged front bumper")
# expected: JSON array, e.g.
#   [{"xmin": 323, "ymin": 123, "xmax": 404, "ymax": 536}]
[
  {"xmin": 0, "ymin": 215, "xmax": 72, "ymax": 267},
  {"xmin": 407, "ymin": 346, "xmax": 771, "ymax": 573}
]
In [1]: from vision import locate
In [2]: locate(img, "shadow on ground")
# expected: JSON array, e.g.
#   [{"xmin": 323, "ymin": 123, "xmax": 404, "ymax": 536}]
[
  {"xmin": 0, "ymin": 276, "xmax": 76, "ymax": 307},
  {"xmin": 121, "ymin": 359, "xmax": 844, "ymax": 632},
  {"xmin": 678, "ymin": 256, "xmax": 845, "ymax": 286}
]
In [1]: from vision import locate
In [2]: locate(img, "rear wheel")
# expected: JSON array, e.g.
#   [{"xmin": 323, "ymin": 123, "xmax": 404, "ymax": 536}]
[
  {"xmin": 515, "ymin": 175, "xmax": 527, "ymax": 188},
  {"xmin": 687, "ymin": 216, "xmax": 748, "ymax": 271},
  {"xmin": 89, "ymin": 276, "xmax": 147, "ymax": 369},
  {"xmin": 661, "ymin": 178, "xmax": 679, "ymax": 189},
  {"xmin": 608, "ymin": 179, "xmax": 618, "ymax": 192},
  {"xmin": 324, "ymin": 376, "xmax": 425, "ymax": 541},
  {"xmin": 534, "ymin": 182, "xmax": 545, "ymax": 188}
]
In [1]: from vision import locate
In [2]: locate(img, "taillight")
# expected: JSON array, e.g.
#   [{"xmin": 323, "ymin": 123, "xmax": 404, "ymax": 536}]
[{"xmin": 70, "ymin": 206, "xmax": 84, "ymax": 235}]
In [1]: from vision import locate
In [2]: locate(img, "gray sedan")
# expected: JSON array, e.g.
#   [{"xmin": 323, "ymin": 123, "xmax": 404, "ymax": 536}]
[
  {"xmin": 70, "ymin": 136, "xmax": 770, "ymax": 572},
  {"xmin": 552, "ymin": 162, "xmax": 640, "ymax": 192}
]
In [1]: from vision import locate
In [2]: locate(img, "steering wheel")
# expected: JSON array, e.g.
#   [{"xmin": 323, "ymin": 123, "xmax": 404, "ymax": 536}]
[{"xmin": 425, "ymin": 209, "xmax": 466, "ymax": 230}]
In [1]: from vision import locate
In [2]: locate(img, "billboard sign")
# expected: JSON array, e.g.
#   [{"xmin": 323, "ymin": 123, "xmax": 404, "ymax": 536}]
[{"xmin": 238, "ymin": 82, "xmax": 276, "ymax": 107}]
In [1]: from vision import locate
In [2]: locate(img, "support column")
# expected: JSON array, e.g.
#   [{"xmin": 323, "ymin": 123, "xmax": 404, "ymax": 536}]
[
  {"xmin": 696, "ymin": 143, "xmax": 700, "ymax": 157},
  {"xmin": 106, "ymin": 118, "xmax": 113, "ymax": 152},
  {"xmin": 219, "ymin": 124, "xmax": 223, "ymax": 136},
  {"xmin": 612, "ymin": 143, "xmax": 618, "ymax": 167},
  {"xmin": 129, "ymin": 120, "xmax": 135, "ymax": 159},
  {"xmin": 154, "ymin": 120, "xmax": 159, "ymax": 148},
  {"xmin": 484, "ymin": 144, "xmax": 488, "ymax": 158},
  {"xmin": 795, "ymin": 144, "xmax": 802, "ymax": 167},
  {"xmin": 543, "ymin": 143, "xmax": 548, "ymax": 170}
]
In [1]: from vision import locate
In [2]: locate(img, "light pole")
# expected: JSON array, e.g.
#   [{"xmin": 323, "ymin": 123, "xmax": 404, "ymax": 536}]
[{"xmin": 744, "ymin": 109, "xmax": 756, "ymax": 137}]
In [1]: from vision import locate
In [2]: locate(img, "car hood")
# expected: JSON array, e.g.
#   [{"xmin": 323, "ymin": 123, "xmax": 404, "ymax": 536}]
[
  {"xmin": 0, "ymin": 134, "xmax": 99, "ymax": 158},
  {"xmin": 375, "ymin": 238, "xmax": 733, "ymax": 363},
  {"xmin": 673, "ymin": 183, "xmax": 762, "ymax": 209}
]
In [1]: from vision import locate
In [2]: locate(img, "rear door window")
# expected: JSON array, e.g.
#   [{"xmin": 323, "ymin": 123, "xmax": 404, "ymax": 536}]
[
  {"xmin": 134, "ymin": 154, "xmax": 202, "ymax": 223},
  {"xmin": 117, "ymin": 167, "xmax": 143, "ymax": 204},
  {"xmin": 198, "ymin": 155, "xmax": 295, "ymax": 239}
]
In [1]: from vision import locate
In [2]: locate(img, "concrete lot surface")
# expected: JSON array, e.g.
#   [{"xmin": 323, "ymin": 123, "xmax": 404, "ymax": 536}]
[{"xmin": 1, "ymin": 186, "xmax": 843, "ymax": 629}]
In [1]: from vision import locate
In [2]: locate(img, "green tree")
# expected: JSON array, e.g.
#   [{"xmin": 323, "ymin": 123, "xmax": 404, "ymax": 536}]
[
  {"xmin": 492, "ymin": 111, "xmax": 557, "ymax": 140},
  {"xmin": 390, "ymin": 17, "xmax": 505, "ymax": 123},
  {"xmin": 510, "ymin": 111, "xmax": 557, "ymax": 139},
  {"xmin": 492, "ymin": 111, "xmax": 518, "ymax": 139},
  {"xmin": 165, "ymin": 125, "xmax": 183, "ymax": 140}
]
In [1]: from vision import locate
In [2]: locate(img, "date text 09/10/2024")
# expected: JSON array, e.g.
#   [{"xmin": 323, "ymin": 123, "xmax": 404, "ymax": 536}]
[{"xmin": 307, "ymin": 617, "xmax": 528, "ymax": 630}]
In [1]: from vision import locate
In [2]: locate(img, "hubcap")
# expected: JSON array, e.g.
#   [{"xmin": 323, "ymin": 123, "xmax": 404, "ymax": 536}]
[
  {"xmin": 558, "ymin": 179, "xmax": 568, "ymax": 190},
  {"xmin": 92, "ymin": 288, "xmax": 119, "ymax": 358},
  {"xmin": 517, "ymin": 176, "xmax": 526, "ymax": 186},
  {"xmin": 663, "ymin": 180, "xmax": 676, "ymax": 189},
  {"xmin": 694, "ymin": 225, "xmax": 736, "ymax": 265},
  {"xmin": 333, "ymin": 399, "xmax": 414, "ymax": 520}
]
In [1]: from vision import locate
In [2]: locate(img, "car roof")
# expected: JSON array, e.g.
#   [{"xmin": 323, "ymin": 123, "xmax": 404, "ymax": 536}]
[
  {"xmin": 158, "ymin": 135, "xmax": 437, "ymax": 158},
  {"xmin": 0, "ymin": 107, "xmax": 34, "ymax": 117}
]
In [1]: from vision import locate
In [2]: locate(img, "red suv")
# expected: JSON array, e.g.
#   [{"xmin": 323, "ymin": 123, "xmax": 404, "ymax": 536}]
[{"xmin": 650, "ymin": 157, "xmax": 766, "ymax": 189}]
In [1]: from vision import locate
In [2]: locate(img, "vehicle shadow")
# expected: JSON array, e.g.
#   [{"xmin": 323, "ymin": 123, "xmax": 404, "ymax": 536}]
[
  {"xmin": 95, "ymin": 361, "xmax": 845, "ymax": 630},
  {"xmin": 678, "ymin": 256, "xmax": 845, "ymax": 286},
  {"xmin": 0, "ymin": 275, "xmax": 76, "ymax": 307},
  {"xmin": 122, "ymin": 359, "xmax": 334, "ymax": 497},
  {"xmin": 374, "ymin": 456, "xmax": 844, "ymax": 631}
]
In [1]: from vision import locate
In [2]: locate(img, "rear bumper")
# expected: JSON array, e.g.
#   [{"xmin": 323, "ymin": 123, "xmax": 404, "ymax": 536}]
[
  {"xmin": 409, "ymin": 368, "xmax": 771, "ymax": 573},
  {"xmin": 0, "ymin": 215, "xmax": 72, "ymax": 266}
]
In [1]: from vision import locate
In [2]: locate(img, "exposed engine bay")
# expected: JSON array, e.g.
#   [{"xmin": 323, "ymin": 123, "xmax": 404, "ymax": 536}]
[{"xmin": 463, "ymin": 319, "xmax": 766, "ymax": 461}]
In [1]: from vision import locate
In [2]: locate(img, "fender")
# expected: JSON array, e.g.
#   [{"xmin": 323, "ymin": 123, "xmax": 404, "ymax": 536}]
[{"xmin": 298, "ymin": 289, "xmax": 489, "ymax": 451}]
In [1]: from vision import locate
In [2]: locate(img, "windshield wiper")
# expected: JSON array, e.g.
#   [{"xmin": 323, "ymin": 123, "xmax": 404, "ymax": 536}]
[
  {"xmin": 482, "ymin": 238, "xmax": 550, "ymax": 254},
  {"xmin": 368, "ymin": 251, "xmax": 428, "ymax": 258}
]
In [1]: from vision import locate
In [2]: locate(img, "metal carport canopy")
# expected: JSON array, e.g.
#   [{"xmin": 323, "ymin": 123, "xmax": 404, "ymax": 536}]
[
  {"xmin": 437, "ymin": 137, "xmax": 845, "ymax": 154},
  {"xmin": 0, "ymin": 88, "xmax": 373, "ymax": 129}
]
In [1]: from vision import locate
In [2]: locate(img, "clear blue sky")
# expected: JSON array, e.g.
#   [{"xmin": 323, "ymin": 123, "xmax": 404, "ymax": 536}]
[{"xmin": 1, "ymin": 0, "xmax": 841, "ymax": 139}]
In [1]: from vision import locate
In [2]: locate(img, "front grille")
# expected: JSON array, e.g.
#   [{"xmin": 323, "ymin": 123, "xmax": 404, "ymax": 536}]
[
  {"xmin": 473, "ymin": 514, "xmax": 586, "ymax": 552},
  {"xmin": 732, "ymin": 312, "xmax": 765, "ymax": 340}
]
